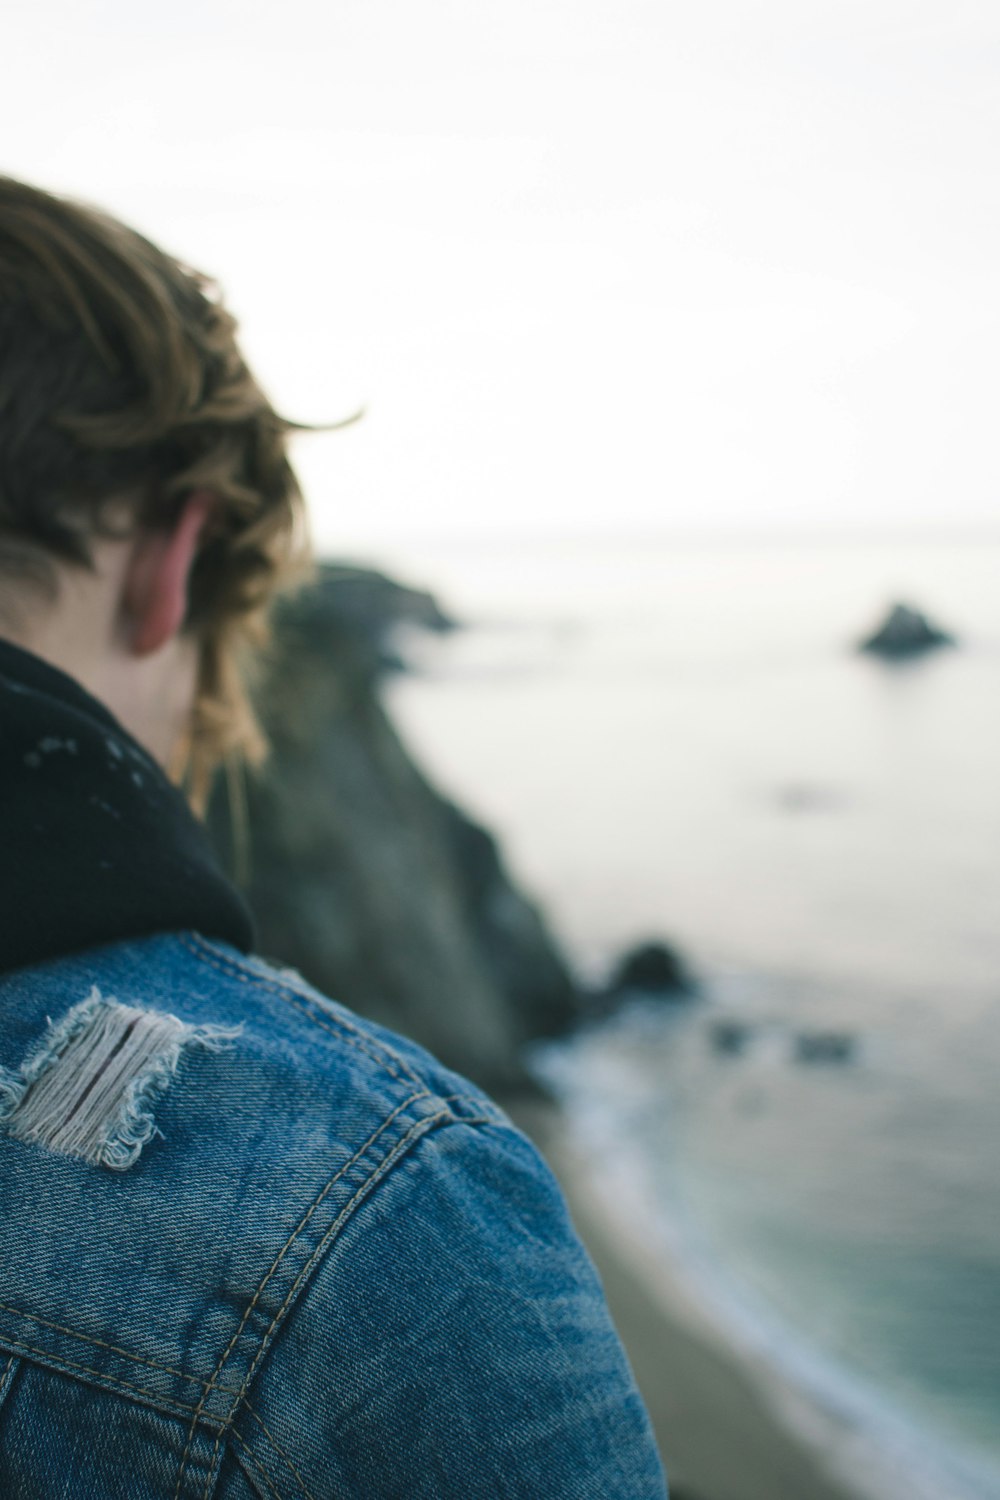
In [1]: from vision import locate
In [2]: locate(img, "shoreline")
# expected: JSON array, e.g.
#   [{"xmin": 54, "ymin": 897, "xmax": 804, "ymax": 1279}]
[{"xmin": 507, "ymin": 1095, "xmax": 874, "ymax": 1500}]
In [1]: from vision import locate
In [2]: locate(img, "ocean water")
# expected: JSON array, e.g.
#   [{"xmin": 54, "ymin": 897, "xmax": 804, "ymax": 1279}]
[{"xmin": 374, "ymin": 534, "xmax": 1000, "ymax": 1499}]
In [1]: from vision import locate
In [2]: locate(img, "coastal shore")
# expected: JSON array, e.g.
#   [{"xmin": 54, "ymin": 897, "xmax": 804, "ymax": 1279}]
[{"xmin": 508, "ymin": 1096, "xmax": 871, "ymax": 1500}]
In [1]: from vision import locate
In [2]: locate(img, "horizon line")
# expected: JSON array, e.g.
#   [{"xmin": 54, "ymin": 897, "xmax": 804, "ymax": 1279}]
[{"xmin": 318, "ymin": 521, "xmax": 1000, "ymax": 559}]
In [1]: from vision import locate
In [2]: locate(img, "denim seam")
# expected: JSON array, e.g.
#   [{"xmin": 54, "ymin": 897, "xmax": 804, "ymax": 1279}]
[
  {"xmin": 241, "ymin": 1402, "xmax": 317, "ymax": 1500},
  {"xmin": 0, "ymin": 1020, "xmax": 460, "ymax": 1402},
  {"xmin": 0, "ymin": 1336, "xmax": 214, "ymax": 1421},
  {"xmin": 181, "ymin": 933, "xmax": 423, "ymax": 1087},
  {"xmin": 228, "ymin": 1428, "xmax": 288, "ymax": 1500},
  {"xmin": 174, "ymin": 1095, "xmax": 437, "ymax": 1499},
  {"xmin": 179, "ymin": 935, "xmax": 425, "ymax": 1088},
  {"xmin": 437, "ymin": 1092, "xmax": 510, "ymax": 1124},
  {"xmin": 0, "ymin": 1299, "xmax": 229, "ymax": 1390},
  {"xmin": 200, "ymin": 1109, "xmax": 453, "ymax": 1500},
  {"xmin": 0, "ymin": 1115, "xmax": 498, "ymax": 1437},
  {"xmin": 235, "ymin": 1107, "xmax": 453, "ymax": 1398},
  {"xmin": 0, "ymin": 1354, "xmax": 16, "ymax": 1410}
]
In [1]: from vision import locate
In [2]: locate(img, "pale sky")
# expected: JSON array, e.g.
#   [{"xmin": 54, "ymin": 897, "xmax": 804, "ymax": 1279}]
[{"xmin": 3, "ymin": 0, "xmax": 1000, "ymax": 550}]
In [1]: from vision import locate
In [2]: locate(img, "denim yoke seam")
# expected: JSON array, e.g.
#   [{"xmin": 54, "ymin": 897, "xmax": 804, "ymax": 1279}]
[
  {"xmin": 216, "ymin": 1107, "xmax": 499, "ymax": 1500},
  {"xmin": 224, "ymin": 1110, "xmax": 500, "ymax": 1500},
  {"xmin": 0, "ymin": 1337, "xmax": 205, "ymax": 1422},
  {"xmin": 0, "ymin": 1355, "xmax": 17, "ymax": 1413},
  {"xmin": 0, "ymin": 934, "xmax": 439, "ymax": 1407},
  {"xmin": 239, "ymin": 1403, "xmax": 317, "ymax": 1500},
  {"xmin": 196, "ymin": 1108, "xmax": 455, "ymax": 1500},
  {"xmin": 170, "ymin": 935, "xmax": 485, "ymax": 1500},
  {"xmin": 0, "ymin": 1299, "xmax": 228, "ymax": 1392},
  {"xmin": 227, "ymin": 1427, "xmax": 288, "ymax": 1500},
  {"xmin": 170, "ymin": 1092, "xmax": 450, "ymax": 1500}
]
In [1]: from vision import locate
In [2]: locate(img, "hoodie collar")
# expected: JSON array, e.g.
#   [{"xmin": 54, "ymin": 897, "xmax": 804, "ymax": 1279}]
[{"xmin": 0, "ymin": 639, "xmax": 253, "ymax": 975}]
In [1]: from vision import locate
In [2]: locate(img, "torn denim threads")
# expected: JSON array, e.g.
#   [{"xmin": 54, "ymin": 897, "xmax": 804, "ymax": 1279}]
[
  {"xmin": 0, "ymin": 639, "xmax": 666, "ymax": 1494},
  {"xmin": 0, "ymin": 934, "xmax": 667, "ymax": 1498},
  {"xmin": 0, "ymin": 988, "xmax": 240, "ymax": 1169}
]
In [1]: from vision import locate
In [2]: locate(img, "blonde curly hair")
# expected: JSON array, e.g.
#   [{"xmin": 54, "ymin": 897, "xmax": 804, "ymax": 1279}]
[{"xmin": 0, "ymin": 175, "xmax": 322, "ymax": 811}]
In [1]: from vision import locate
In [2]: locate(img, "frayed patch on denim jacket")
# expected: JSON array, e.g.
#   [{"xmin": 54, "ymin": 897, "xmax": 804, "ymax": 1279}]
[{"xmin": 0, "ymin": 988, "xmax": 240, "ymax": 1170}]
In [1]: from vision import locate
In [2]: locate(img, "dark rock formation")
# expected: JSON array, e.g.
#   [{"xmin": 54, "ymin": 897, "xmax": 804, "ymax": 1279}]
[
  {"xmin": 709, "ymin": 1020, "xmax": 752, "ymax": 1057},
  {"xmin": 436, "ymin": 798, "xmax": 579, "ymax": 1041},
  {"xmin": 858, "ymin": 601, "xmax": 955, "ymax": 659},
  {"xmin": 605, "ymin": 940, "xmax": 698, "ymax": 1002},
  {"xmin": 310, "ymin": 562, "xmax": 456, "ymax": 675},
  {"xmin": 793, "ymin": 1030, "xmax": 855, "ymax": 1065},
  {"xmin": 206, "ymin": 563, "xmax": 580, "ymax": 1092}
]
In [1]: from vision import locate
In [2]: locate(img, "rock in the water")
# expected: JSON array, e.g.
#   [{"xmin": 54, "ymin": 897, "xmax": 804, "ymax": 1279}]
[
  {"xmin": 206, "ymin": 563, "xmax": 580, "ymax": 1092},
  {"xmin": 794, "ymin": 1030, "xmax": 855, "ymax": 1065},
  {"xmin": 859, "ymin": 601, "xmax": 955, "ymax": 659},
  {"xmin": 709, "ymin": 1019, "xmax": 752, "ymax": 1057},
  {"xmin": 607, "ymin": 940, "xmax": 697, "ymax": 1000}
]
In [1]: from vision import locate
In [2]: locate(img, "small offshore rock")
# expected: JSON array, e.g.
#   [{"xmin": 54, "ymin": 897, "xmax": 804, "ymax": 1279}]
[
  {"xmin": 607, "ymin": 940, "xmax": 698, "ymax": 1001},
  {"xmin": 794, "ymin": 1030, "xmax": 856, "ymax": 1065},
  {"xmin": 709, "ymin": 1019, "xmax": 752, "ymax": 1057},
  {"xmin": 858, "ymin": 601, "xmax": 956, "ymax": 659}
]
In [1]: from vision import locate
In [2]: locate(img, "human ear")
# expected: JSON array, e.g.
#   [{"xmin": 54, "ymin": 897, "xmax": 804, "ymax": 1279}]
[{"xmin": 122, "ymin": 489, "xmax": 214, "ymax": 657}]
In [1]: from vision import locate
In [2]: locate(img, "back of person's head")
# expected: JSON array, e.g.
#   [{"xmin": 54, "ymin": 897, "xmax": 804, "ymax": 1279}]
[{"xmin": 0, "ymin": 175, "xmax": 311, "ymax": 808}]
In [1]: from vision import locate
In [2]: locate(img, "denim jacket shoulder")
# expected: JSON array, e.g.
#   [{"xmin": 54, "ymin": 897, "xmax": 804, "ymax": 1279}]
[{"xmin": 0, "ymin": 932, "xmax": 667, "ymax": 1500}]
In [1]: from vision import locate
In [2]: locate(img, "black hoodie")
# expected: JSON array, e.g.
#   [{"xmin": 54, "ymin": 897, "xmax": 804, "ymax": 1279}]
[{"xmin": 0, "ymin": 639, "xmax": 253, "ymax": 975}]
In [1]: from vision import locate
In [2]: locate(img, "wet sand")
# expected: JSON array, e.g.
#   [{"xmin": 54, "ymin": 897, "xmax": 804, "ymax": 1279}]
[{"xmin": 509, "ymin": 1097, "xmax": 870, "ymax": 1500}]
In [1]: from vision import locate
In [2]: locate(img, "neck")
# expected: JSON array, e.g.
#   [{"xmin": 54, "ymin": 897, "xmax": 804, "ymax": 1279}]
[
  {"xmin": 0, "ymin": 637, "xmax": 254, "ymax": 974},
  {"xmin": 1, "ymin": 548, "xmax": 198, "ymax": 773}
]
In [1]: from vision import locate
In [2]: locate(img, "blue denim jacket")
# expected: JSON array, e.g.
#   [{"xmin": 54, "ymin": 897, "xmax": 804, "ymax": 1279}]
[{"xmin": 0, "ymin": 930, "xmax": 668, "ymax": 1498}]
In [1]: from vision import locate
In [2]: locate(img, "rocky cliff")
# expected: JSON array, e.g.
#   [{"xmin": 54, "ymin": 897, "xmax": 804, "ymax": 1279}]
[{"xmin": 206, "ymin": 563, "xmax": 580, "ymax": 1092}]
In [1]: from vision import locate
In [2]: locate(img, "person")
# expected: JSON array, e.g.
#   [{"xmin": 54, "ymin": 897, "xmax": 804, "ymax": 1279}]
[{"xmin": 0, "ymin": 176, "xmax": 668, "ymax": 1499}]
